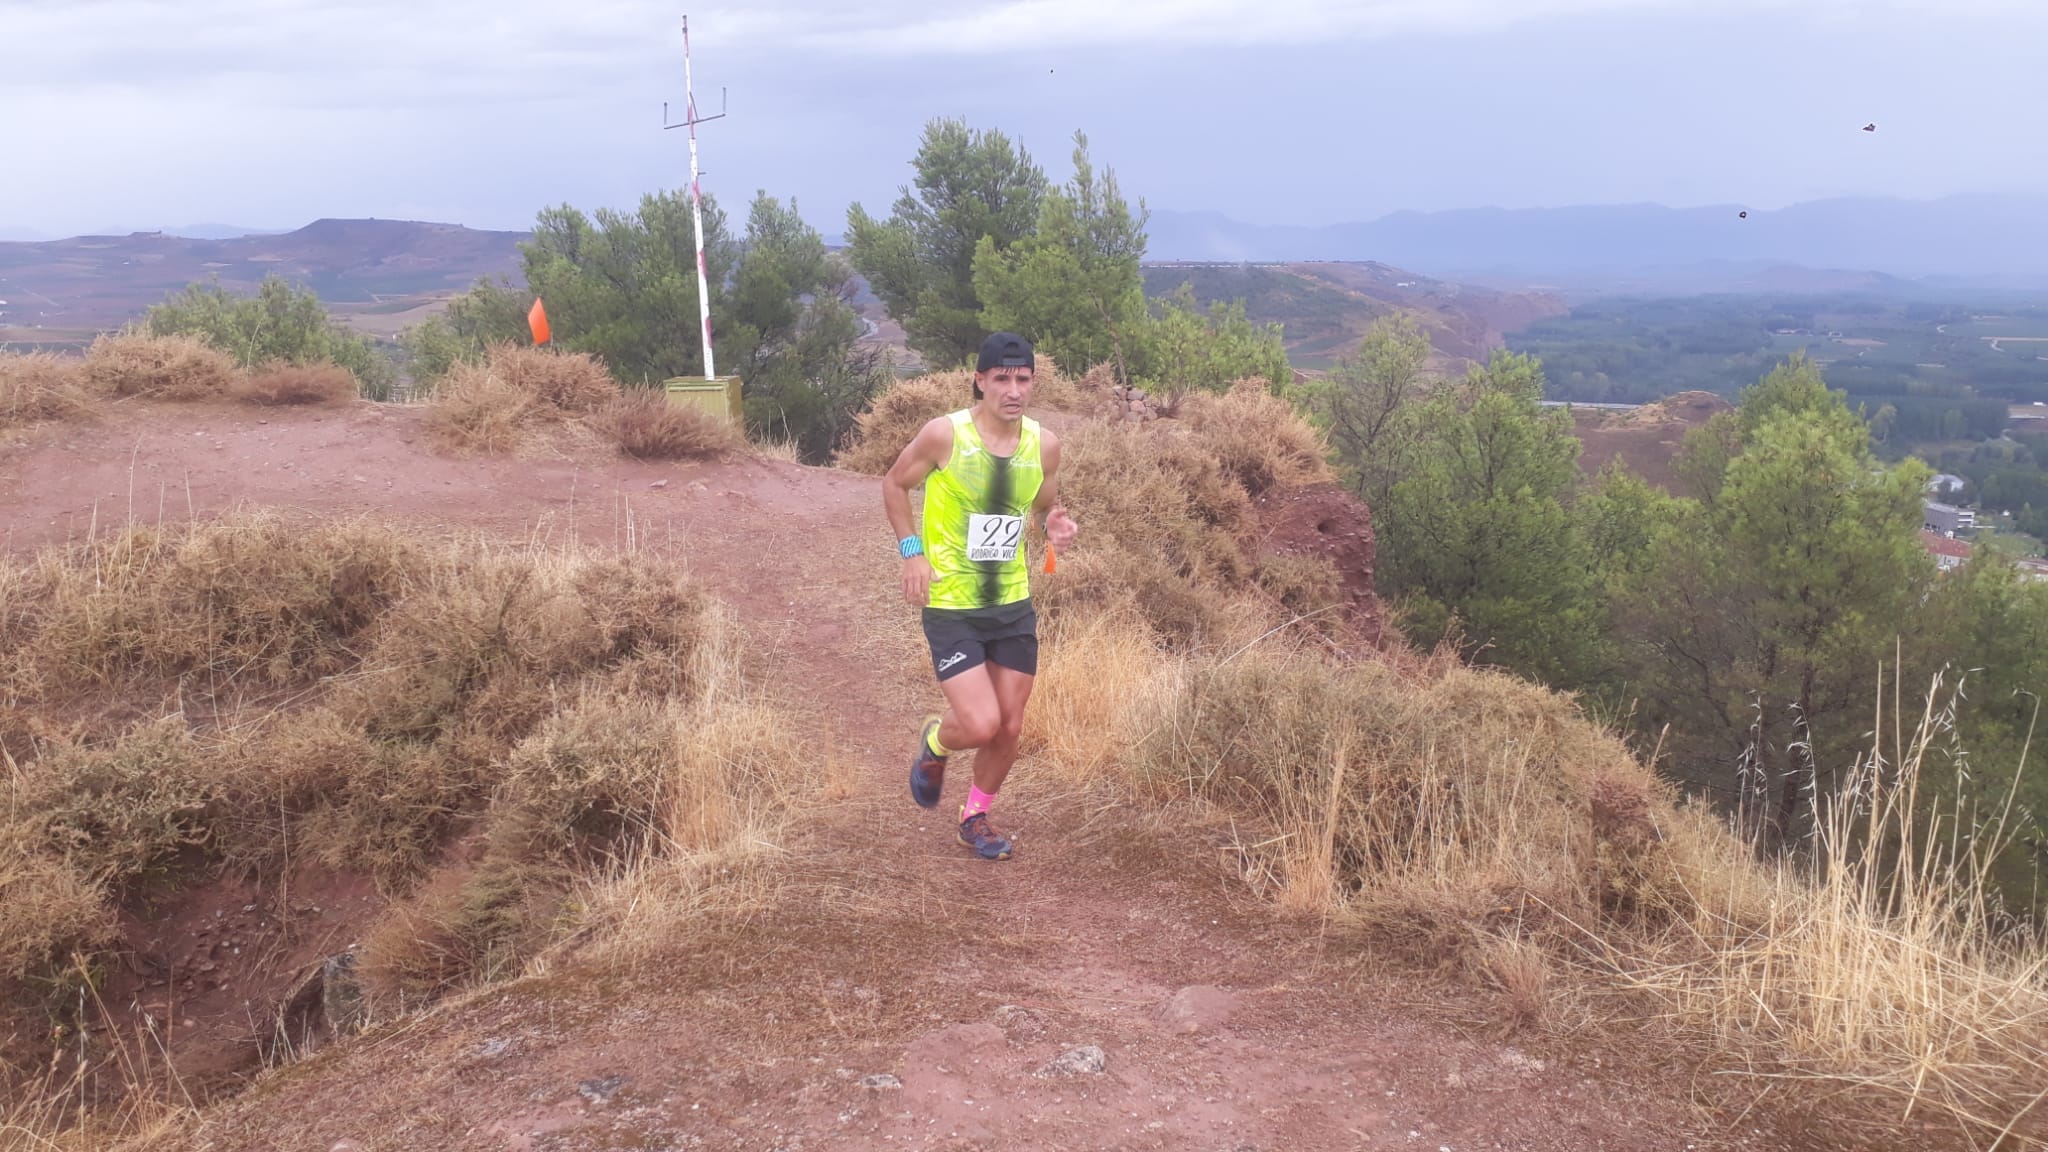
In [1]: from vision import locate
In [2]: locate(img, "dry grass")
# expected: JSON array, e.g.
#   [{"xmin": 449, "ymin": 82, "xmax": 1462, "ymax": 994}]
[
  {"xmin": 426, "ymin": 345, "xmax": 625, "ymax": 454},
  {"xmin": 234, "ymin": 361, "xmax": 358, "ymax": 406},
  {"xmin": 1036, "ymin": 419, "xmax": 1263, "ymax": 644},
  {"xmin": 1179, "ymin": 380, "xmax": 1335, "ymax": 496},
  {"xmin": 425, "ymin": 358, "xmax": 534, "ymax": 452},
  {"xmin": 835, "ymin": 370, "xmax": 972, "ymax": 474},
  {"xmin": 834, "ymin": 359, "xmax": 1092, "ymax": 474},
  {"xmin": 483, "ymin": 344, "xmax": 619, "ymax": 414},
  {"xmin": 81, "ymin": 332, "xmax": 239, "ymax": 401},
  {"xmin": 0, "ymin": 351, "xmax": 91, "ymax": 427},
  {"xmin": 0, "ymin": 513, "xmax": 807, "ymax": 1138},
  {"xmin": 598, "ymin": 391, "xmax": 745, "ymax": 460},
  {"xmin": 1035, "ymin": 606, "xmax": 2048, "ymax": 1147}
]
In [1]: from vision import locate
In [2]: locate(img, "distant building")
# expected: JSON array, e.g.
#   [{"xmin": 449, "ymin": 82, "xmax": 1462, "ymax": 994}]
[
  {"xmin": 2017, "ymin": 558, "xmax": 2048, "ymax": 583},
  {"xmin": 1922, "ymin": 531, "xmax": 1972, "ymax": 572},
  {"xmin": 1928, "ymin": 474, "xmax": 1967, "ymax": 497},
  {"xmin": 1924, "ymin": 501, "xmax": 1976, "ymax": 537}
]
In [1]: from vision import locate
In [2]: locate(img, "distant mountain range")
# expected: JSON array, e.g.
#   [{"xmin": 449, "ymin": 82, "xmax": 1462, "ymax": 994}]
[
  {"xmin": 0, "ymin": 219, "xmax": 526, "ymax": 340},
  {"xmin": 1148, "ymin": 195, "xmax": 2048, "ymax": 291}
]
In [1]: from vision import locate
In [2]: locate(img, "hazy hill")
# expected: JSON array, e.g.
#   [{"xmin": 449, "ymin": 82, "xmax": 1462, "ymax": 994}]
[
  {"xmin": 0, "ymin": 219, "xmax": 526, "ymax": 343},
  {"xmin": 1145, "ymin": 260, "xmax": 1565, "ymax": 369},
  {"xmin": 1150, "ymin": 195, "xmax": 2048, "ymax": 289}
]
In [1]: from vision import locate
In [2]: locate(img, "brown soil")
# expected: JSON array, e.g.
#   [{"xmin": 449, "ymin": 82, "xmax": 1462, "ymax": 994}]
[
  {"xmin": 0, "ymin": 402, "xmax": 1843, "ymax": 1151},
  {"xmin": 1572, "ymin": 391, "xmax": 1731, "ymax": 493},
  {"xmin": 1251, "ymin": 482, "xmax": 1381, "ymax": 644}
]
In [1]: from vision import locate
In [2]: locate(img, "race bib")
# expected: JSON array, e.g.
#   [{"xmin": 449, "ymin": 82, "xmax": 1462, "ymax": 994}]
[{"xmin": 967, "ymin": 514, "xmax": 1023, "ymax": 562}]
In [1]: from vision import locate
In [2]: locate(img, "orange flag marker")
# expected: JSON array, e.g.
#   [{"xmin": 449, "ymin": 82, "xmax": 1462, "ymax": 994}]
[
  {"xmin": 1044, "ymin": 543, "xmax": 1057, "ymax": 575},
  {"xmin": 527, "ymin": 297, "xmax": 551, "ymax": 345}
]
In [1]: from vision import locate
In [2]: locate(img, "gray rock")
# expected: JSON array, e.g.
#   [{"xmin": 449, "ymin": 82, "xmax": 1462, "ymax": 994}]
[
  {"xmin": 993, "ymin": 1003, "xmax": 1045, "ymax": 1038},
  {"xmin": 1036, "ymin": 1045, "xmax": 1107, "ymax": 1078},
  {"xmin": 859, "ymin": 1073, "xmax": 903, "ymax": 1090},
  {"xmin": 320, "ymin": 952, "xmax": 368, "ymax": 1037},
  {"xmin": 579, "ymin": 1075, "xmax": 627, "ymax": 1103},
  {"xmin": 1161, "ymin": 985, "xmax": 1237, "ymax": 1035},
  {"xmin": 477, "ymin": 1038, "xmax": 512, "ymax": 1058}
]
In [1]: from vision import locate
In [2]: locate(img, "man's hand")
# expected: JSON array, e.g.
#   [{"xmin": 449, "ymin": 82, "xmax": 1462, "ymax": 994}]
[
  {"xmin": 902, "ymin": 555, "xmax": 934, "ymax": 607},
  {"xmin": 1045, "ymin": 506, "xmax": 1078, "ymax": 551}
]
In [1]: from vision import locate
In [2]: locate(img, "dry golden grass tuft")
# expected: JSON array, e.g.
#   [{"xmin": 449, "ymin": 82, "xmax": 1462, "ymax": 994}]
[
  {"xmin": 1179, "ymin": 379, "xmax": 1335, "ymax": 496},
  {"xmin": 0, "ymin": 351, "xmax": 92, "ymax": 426},
  {"xmin": 835, "ymin": 370, "xmax": 972, "ymax": 474},
  {"xmin": 1034, "ymin": 605, "xmax": 2048, "ymax": 1147},
  {"xmin": 426, "ymin": 358, "xmax": 534, "ymax": 452},
  {"xmin": 1035, "ymin": 419, "xmax": 1263, "ymax": 644},
  {"xmin": 81, "ymin": 332, "xmax": 240, "ymax": 401},
  {"xmin": 426, "ymin": 345, "xmax": 626, "ymax": 454},
  {"xmin": 234, "ymin": 360, "xmax": 358, "ymax": 406},
  {"xmin": 598, "ymin": 390, "xmax": 746, "ymax": 460},
  {"xmin": 484, "ymin": 343, "xmax": 618, "ymax": 414}
]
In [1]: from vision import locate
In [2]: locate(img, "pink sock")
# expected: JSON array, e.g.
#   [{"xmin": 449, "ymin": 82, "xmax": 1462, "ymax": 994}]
[{"xmin": 961, "ymin": 785, "xmax": 996, "ymax": 821}]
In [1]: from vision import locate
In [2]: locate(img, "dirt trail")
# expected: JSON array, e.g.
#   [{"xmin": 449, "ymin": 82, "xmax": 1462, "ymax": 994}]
[{"xmin": 2, "ymin": 405, "xmax": 1809, "ymax": 1151}]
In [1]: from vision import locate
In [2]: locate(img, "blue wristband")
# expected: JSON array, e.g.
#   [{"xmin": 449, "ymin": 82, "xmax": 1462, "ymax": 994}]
[{"xmin": 898, "ymin": 535, "xmax": 924, "ymax": 559}]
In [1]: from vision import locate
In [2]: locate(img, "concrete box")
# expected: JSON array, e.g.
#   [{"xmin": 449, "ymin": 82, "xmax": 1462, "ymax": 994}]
[{"xmin": 663, "ymin": 376, "xmax": 744, "ymax": 423}]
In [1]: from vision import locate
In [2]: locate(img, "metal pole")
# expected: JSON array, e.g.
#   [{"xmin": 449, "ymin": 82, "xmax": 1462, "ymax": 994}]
[{"xmin": 682, "ymin": 15, "xmax": 715, "ymax": 379}]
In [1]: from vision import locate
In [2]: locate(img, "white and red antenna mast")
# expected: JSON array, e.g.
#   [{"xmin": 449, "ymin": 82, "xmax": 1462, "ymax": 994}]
[{"xmin": 665, "ymin": 16, "xmax": 727, "ymax": 377}]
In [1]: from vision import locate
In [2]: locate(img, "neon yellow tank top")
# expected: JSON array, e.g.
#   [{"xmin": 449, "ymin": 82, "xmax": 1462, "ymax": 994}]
[{"xmin": 923, "ymin": 409, "xmax": 1043, "ymax": 610}]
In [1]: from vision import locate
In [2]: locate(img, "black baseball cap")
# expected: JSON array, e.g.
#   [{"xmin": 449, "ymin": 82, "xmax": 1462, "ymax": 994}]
[{"xmin": 976, "ymin": 332, "xmax": 1035, "ymax": 373}]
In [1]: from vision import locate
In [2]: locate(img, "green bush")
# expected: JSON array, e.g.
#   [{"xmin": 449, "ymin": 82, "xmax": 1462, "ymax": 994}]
[{"xmin": 147, "ymin": 276, "xmax": 397, "ymax": 400}]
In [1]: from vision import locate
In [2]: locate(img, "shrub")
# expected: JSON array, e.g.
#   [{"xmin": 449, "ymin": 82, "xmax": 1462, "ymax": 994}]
[
  {"xmin": 425, "ymin": 360, "xmax": 535, "ymax": 453},
  {"xmin": 599, "ymin": 392, "xmax": 745, "ymax": 460},
  {"xmin": 234, "ymin": 361, "xmax": 358, "ymax": 406},
  {"xmin": 425, "ymin": 345, "xmax": 622, "ymax": 454},
  {"xmin": 1181, "ymin": 379, "xmax": 1334, "ymax": 496},
  {"xmin": 482, "ymin": 344, "xmax": 617, "ymax": 414},
  {"xmin": 0, "ymin": 352, "xmax": 90, "ymax": 426},
  {"xmin": 81, "ymin": 332, "xmax": 240, "ymax": 401},
  {"xmin": 8, "ymin": 515, "xmax": 418, "ymax": 694},
  {"xmin": 834, "ymin": 358, "xmax": 1095, "ymax": 474},
  {"xmin": 145, "ymin": 276, "xmax": 396, "ymax": 400},
  {"xmin": 835, "ymin": 370, "xmax": 972, "ymax": 474}
]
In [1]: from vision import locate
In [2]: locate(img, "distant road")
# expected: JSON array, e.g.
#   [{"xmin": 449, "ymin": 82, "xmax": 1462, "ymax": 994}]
[{"xmin": 1538, "ymin": 400, "xmax": 1642, "ymax": 411}]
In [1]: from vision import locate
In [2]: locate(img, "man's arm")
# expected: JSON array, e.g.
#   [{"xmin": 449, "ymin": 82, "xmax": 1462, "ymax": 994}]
[
  {"xmin": 1032, "ymin": 428, "xmax": 1077, "ymax": 549},
  {"xmin": 883, "ymin": 417, "xmax": 953, "ymax": 605}
]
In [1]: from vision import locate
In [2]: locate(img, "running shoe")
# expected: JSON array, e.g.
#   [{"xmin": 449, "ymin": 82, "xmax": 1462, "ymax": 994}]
[
  {"xmin": 909, "ymin": 718, "xmax": 947, "ymax": 809},
  {"xmin": 957, "ymin": 812, "xmax": 1014, "ymax": 860}
]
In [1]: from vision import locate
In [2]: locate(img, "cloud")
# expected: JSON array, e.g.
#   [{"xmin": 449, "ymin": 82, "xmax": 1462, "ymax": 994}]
[
  {"xmin": 737, "ymin": 0, "xmax": 2043, "ymax": 53},
  {"xmin": 10, "ymin": 0, "xmax": 2039, "ymax": 105}
]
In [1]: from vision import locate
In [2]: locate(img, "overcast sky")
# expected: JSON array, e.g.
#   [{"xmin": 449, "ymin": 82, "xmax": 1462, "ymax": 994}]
[{"xmin": 3, "ymin": 0, "xmax": 2046, "ymax": 238}]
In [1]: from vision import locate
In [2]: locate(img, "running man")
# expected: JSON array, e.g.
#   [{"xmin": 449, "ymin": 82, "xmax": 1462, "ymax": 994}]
[{"xmin": 882, "ymin": 332, "xmax": 1078, "ymax": 861}]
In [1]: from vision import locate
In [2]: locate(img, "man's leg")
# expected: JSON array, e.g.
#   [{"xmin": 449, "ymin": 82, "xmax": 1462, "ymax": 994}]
[
  {"xmin": 953, "ymin": 661, "xmax": 1033, "ymax": 860},
  {"xmin": 935, "ymin": 663, "xmax": 1003, "ymax": 753},
  {"xmin": 972, "ymin": 661, "xmax": 1036, "ymax": 795}
]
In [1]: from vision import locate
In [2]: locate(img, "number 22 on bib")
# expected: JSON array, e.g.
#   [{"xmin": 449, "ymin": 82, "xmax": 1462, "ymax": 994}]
[{"xmin": 967, "ymin": 514, "xmax": 1023, "ymax": 562}]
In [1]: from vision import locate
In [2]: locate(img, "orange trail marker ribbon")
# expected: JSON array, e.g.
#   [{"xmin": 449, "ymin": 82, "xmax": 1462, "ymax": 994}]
[
  {"xmin": 528, "ymin": 298, "xmax": 551, "ymax": 346},
  {"xmin": 1044, "ymin": 543, "xmax": 1057, "ymax": 575}
]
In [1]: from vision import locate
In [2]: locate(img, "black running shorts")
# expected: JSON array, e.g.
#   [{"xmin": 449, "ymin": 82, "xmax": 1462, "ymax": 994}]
[{"xmin": 921, "ymin": 599, "xmax": 1039, "ymax": 682}]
